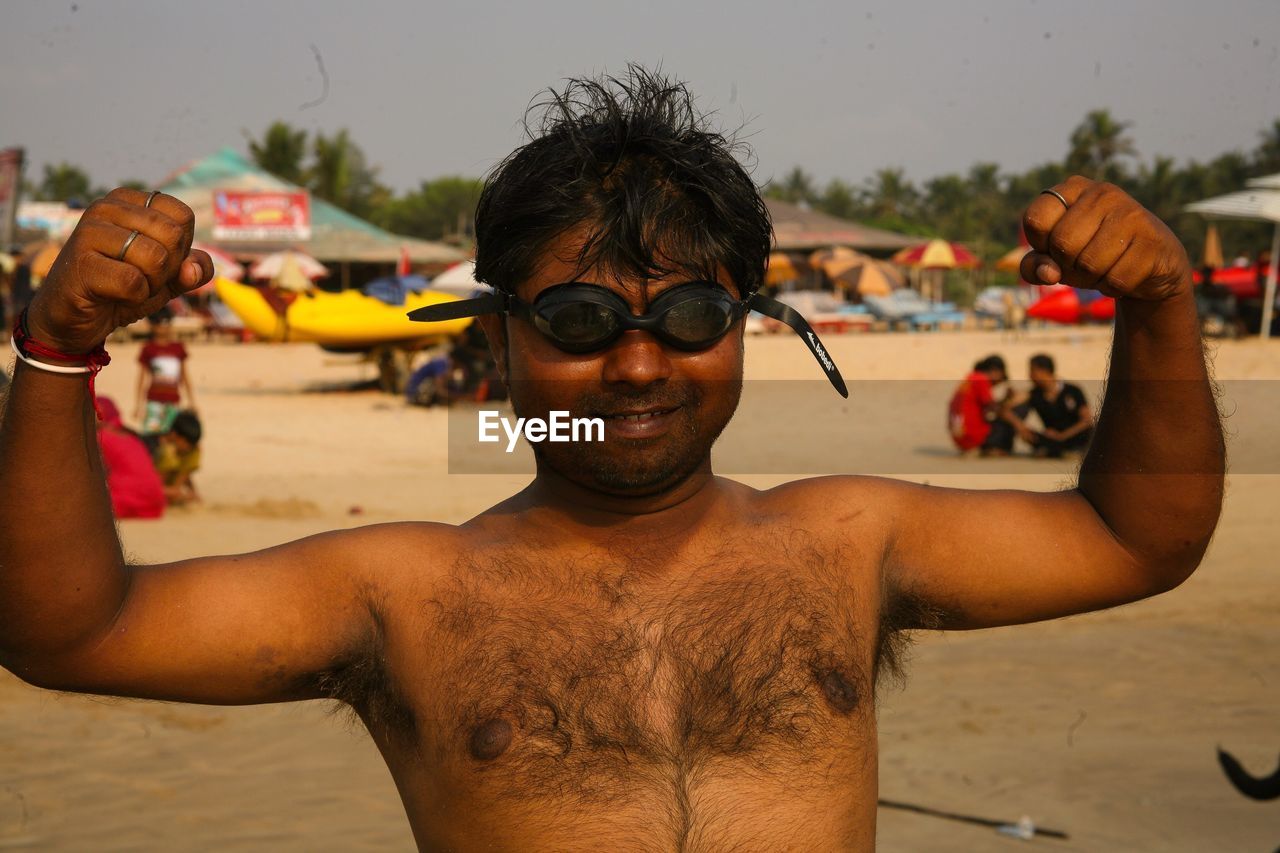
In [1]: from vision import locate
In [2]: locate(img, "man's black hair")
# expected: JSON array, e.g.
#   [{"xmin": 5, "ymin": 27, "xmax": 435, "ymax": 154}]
[
  {"xmin": 975, "ymin": 355, "xmax": 1006, "ymax": 374},
  {"xmin": 473, "ymin": 66, "xmax": 771, "ymax": 299},
  {"xmin": 170, "ymin": 410, "xmax": 202, "ymax": 446},
  {"xmin": 1029, "ymin": 353, "xmax": 1056, "ymax": 374}
]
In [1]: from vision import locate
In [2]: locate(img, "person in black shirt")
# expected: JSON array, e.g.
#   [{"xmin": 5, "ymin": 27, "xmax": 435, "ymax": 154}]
[{"xmin": 1001, "ymin": 353, "xmax": 1094, "ymax": 457}]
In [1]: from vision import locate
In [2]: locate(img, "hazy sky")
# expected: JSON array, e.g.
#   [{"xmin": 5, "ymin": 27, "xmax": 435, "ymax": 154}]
[{"xmin": 5, "ymin": 0, "xmax": 1279, "ymax": 194}]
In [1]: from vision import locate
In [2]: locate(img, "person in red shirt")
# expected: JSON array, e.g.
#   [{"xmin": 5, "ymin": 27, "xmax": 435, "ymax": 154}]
[
  {"xmin": 135, "ymin": 309, "xmax": 196, "ymax": 434},
  {"xmin": 95, "ymin": 397, "xmax": 165, "ymax": 520},
  {"xmin": 948, "ymin": 354, "xmax": 1009, "ymax": 454}
]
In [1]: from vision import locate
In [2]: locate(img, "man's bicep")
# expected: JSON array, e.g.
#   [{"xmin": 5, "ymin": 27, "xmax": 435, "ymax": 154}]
[
  {"xmin": 883, "ymin": 482, "xmax": 1151, "ymax": 630},
  {"xmin": 25, "ymin": 526, "xmax": 407, "ymax": 704}
]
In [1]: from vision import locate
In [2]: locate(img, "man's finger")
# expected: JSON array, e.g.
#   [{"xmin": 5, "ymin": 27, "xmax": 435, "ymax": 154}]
[
  {"xmin": 71, "ymin": 218, "xmax": 175, "ymax": 296},
  {"xmin": 178, "ymin": 250, "xmax": 215, "ymax": 292},
  {"xmin": 1020, "ymin": 251, "xmax": 1062, "ymax": 285},
  {"xmin": 1074, "ymin": 217, "xmax": 1134, "ymax": 291},
  {"xmin": 1023, "ymin": 176, "xmax": 1094, "ymax": 253},
  {"xmin": 102, "ymin": 188, "xmax": 196, "ymax": 246},
  {"xmin": 74, "ymin": 252, "xmax": 150, "ymax": 305},
  {"xmin": 89, "ymin": 198, "xmax": 189, "ymax": 261}
]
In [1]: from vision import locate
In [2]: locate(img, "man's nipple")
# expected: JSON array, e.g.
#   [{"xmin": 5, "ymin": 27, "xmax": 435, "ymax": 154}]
[
  {"xmin": 819, "ymin": 669, "xmax": 860, "ymax": 715},
  {"xmin": 469, "ymin": 718, "xmax": 514, "ymax": 761}
]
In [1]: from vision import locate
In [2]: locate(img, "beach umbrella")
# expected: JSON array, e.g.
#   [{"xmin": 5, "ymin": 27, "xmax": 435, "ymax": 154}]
[
  {"xmin": 995, "ymin": 245, "xmax": 1030, "ymax": 273},
  {"xmin": 429, "ymin": 259, "xmax": 488, "ymax": 296},
  {"xmin": 1026, "ymin": 286, "xmax": 1114, "ymax": 324},
  {"xmin": 829, "ymin": 258, "xmax": 903, "ymax": 297},
  {"xmin": 250, "ymin": 249, "xmax": 329, "ymax": 281},
  {"xmin": 765, "ymin": 252, "xmax": 801, "ymax": 286},
  {"xmin": 1190, "ymin": 265, "xmax": 1262, "ymax": 299},
  {"xmin": 1201, "ymin": 224, "xmax": 1225, "ymax": 269},
  {"xmin": 192, "ymin": 242, "xmax": 246, "ymax": 281},
  {"xmin": 807, "ymin": 246, "xmax": 861, "ymax": 270},
  {"xmin": 892, "ymin": 239, "xmax": 981, "ymax": 269},
  {"xmin": 268, "ymin": 252, "xmax": 315, "ymax": 292}
]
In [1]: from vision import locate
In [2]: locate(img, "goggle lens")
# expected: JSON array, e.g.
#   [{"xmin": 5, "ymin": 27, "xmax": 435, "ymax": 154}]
[
  {"xmin": 536, "ymin": 302, "xmax": 620, "ymax": 351},
  {"xmin": 659, "ymin": 297, "xmax": 735, "ymax": 349}
]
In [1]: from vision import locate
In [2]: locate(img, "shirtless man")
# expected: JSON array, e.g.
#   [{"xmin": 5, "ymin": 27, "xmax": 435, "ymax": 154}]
[{"xmin": 0, "ymin": 73, "xmax": 1223, "ymax": 851}]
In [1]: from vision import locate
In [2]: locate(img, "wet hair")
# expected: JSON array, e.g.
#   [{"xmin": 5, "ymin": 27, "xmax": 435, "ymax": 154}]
[
  {"xmin": 473, "ymin": 66, "xmax": 772, "ymax": 299},
  {"xmin": 170, "ymin": 410, "xmax": 202, "ymax": 446},
  {"xmin": 1029, "ymin": 353, "xmax": 1055, "ymax": 374},
  {"xmin": 974, "ymin": 354, "xmax": 1006, "ymax": 374}
]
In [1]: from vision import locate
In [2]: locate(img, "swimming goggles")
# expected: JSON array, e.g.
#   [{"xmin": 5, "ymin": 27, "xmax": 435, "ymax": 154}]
[{"xmin": 408, "ymin": 281, "xmax": 847, "ymax": 397}]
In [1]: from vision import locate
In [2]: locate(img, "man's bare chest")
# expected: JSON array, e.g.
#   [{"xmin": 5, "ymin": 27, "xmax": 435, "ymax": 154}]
[{"xmin": 389, "ymin": 538, "xmax": 880, "ymax": 798}]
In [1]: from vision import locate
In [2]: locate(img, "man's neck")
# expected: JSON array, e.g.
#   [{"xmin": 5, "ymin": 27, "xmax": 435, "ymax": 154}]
[{"xmin": 514, "ymin": 459, "xmax": 728, "ymax": 534}]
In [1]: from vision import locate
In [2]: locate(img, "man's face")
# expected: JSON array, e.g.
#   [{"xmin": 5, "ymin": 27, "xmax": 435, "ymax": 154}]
[
  {"xmin": 153, "ymin": 321, "xmax": 173, "ymax": 343},
  {"xmin": 484, "ymin": 230, "xmax": 745, "ymax": 497},
  {"xmin": 1029, "ymin": 365, "xmax": 1054, "ymax": 388}
]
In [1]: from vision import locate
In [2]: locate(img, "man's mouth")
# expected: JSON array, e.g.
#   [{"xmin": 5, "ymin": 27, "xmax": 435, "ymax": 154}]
[{"xmin": 599, "ymin": 406, "xmax": 681, "ymax": 437}]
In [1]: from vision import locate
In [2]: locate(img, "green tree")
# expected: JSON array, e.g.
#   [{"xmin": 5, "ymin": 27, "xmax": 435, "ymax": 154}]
[
  {"xmin": 1253, "ymin": 119, "xmax": 1280, "ymax": 175},
  {"xmin": 36, "ymin": 162, "xmax": 100, "ymax": 202},
  {"xmin": 858, "ymin": 168, "xmax": 922, "ymax": 233},
  {"xmin": 307, "ymin": 129, "xmax": 387, "ymax": 219},
  {"xmin": 376, "ymin": 176, "xmax": 484, "ymax": 243},
  {"xmin": 248, "ymin": 121, "xmax": 309, "ymax": 184},
  {"xmin": 765, "ymin": 167, "xmax": 818, "ymax": 205},
  {"xmin": 1066, "ymin": 109, "xmax": 1136, "ymax": 182},
  {"xmin": 816, "ymin": 179, "xmax": 857, "ymax": 220}
]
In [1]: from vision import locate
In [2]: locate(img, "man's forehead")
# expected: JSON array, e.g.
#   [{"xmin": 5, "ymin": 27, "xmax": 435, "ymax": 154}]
[{"xmin": 517, "ymin": 230, "xmax": 738, "ymax": 301}]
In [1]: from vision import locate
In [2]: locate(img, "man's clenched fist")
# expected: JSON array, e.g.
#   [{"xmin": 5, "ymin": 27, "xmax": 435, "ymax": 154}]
[
  {"xmin": 25, "ymin": 189, "xmax": 213, "ymax": 354},
  {"xmin": 1020, "ymin": 176, "xmax": 1191, "ymax": 302}
]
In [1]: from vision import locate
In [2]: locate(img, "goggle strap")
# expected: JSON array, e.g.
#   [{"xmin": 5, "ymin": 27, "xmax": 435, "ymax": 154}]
[
  {"xmin": 747, "ymin": 294, "xmax": 849, "ymax": 398},
  {"xmin": 406, "ymin": 291, "xmax": 508, "ymax": 323}
]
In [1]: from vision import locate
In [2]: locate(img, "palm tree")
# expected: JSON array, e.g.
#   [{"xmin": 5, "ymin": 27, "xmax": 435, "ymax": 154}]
[
  {"xmin": 308, "ymin": 129, "xmax": 385, "ymax": 219},
  {"xmin": 37, "ymin": 162, "xmax": 99, "ymax": 203},
  {"xmin": 1066, "ymin": 109, "xmax": 1136, "ymax": 182},
  {"xmin": 765, "ymin": 167, "xmax": 818, "ymax": 205},
  {"xmin": 1252, "ymin": 119, "xmax": 1280, "ymax": 175},
  {"xmin": 247, "ymin": 122, "xmax": 309, "ymax": 184}
]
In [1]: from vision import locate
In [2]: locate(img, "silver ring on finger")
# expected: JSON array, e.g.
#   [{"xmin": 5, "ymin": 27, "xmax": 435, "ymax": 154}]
[
  {"xmin": 1039, "ymin": 188, "xmax": 1069, "ymax": 209},
  {"xmin": 144, "ymin": 190, "xmax": 160, "ymax": 208},
  {"xmin": 117, "ymin": 229, "xmax": 141, "ymax": 261}
]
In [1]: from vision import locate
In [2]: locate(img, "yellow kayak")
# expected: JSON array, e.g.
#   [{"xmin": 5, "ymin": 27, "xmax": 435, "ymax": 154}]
[{"xmin": 214, "ymin": 278, "xmax": 472, "ymax": 347}]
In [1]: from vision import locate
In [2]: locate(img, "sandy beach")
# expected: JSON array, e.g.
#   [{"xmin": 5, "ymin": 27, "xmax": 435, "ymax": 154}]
[{"xmin": 1, "ymin": 327, "xmax": 1277, "ymax": 851}]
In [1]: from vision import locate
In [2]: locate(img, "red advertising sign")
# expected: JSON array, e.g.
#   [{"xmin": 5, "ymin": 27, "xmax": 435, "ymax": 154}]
[{"xmin": 212, "ymin": 189, "xmax": 311, "ymax": 241}]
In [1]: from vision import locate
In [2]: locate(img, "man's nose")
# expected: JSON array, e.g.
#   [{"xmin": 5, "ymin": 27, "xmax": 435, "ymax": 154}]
[{"xmin": 601, "ymin": 331, "xmax": 673, "ymax": 387}]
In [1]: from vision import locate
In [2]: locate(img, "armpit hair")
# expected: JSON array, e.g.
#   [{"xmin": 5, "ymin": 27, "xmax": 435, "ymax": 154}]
[
  {"xmin": 305, "ymin": 590, "xmax": 416, "ymax": 742},
  {"xmin": 874, "ymin": 583, "xmax": 951, "ymax": 689}
]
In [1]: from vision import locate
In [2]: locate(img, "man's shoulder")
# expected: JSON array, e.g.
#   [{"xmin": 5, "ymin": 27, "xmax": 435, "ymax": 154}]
[{"xmin": 751, "ymin": 475, "xmax": 913, "ymax": 525}]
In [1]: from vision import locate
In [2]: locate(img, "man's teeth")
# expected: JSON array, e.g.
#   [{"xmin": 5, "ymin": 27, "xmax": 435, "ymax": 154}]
[{"xmin": 612, "ymin": 411, "xmax": 661, "ymax": 421}]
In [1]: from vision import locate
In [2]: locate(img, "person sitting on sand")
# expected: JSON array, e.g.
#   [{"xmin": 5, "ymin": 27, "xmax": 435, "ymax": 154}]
[
  {"xmin": 0, "ymin": 69, "xmax": 1224, "ymax": 852},
  {"xmin": 947, "ymin": 354, "xmax": 1011, "ymax": 455},
  {"xmin": 1000, "ymin": 353, "xmax": 1094, "ymax": 458},
  {"xmin": 94, "ymin": 397, "xmax": 165, "ymax": 520},
  {"xmin": 154, "ymin": 409, "xmax": 202, "ymax": 505},
  {"xmin": 135, "ymin": 307, "xmax": 196, "ymax": 434}
]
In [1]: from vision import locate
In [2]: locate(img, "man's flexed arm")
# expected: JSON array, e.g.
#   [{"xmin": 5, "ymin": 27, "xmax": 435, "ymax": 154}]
[
  {"xmin": 0, "ymin": 189, "xmax": 212, "ymax": 661},
  {"xmin": 0, "ymin": 190, "xmax": 387, "ymax": 703},
  {"xmin": 877, "ymin": 179, "xmax": 1223, "ymax": 630},
  {"xmin": 1022, "ymin": 177, "xmax": 1224, "ymax": 586}
]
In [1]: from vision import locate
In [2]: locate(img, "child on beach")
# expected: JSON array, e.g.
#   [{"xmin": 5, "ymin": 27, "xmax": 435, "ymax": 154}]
[
  {"xmin": 154, "ymin": 410, "xmax": 202, "ymax": 506},
  {"xmin": 135, "ymin": 308, "xmax": 196, "ymax": 434}
]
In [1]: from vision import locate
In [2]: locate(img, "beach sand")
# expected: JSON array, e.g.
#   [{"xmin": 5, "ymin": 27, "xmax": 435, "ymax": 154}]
[{"xmin": 1, "ymin": 327, "xmax": 1277, "ymax": 851}]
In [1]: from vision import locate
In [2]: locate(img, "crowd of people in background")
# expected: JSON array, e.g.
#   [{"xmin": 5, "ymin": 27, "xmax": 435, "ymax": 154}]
[
  {"xmin": 94, "ymin": 312, "xmax": 202, "ymax": 519},
  {"xmin": 949, "ymin": 352, "xmax": 1093, "ymax": 458}
]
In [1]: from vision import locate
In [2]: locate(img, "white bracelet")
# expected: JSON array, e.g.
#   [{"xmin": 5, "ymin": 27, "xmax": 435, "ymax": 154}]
[{"xmin": 9, "ymin": 335, "xmax": 92, "ymax": 375}]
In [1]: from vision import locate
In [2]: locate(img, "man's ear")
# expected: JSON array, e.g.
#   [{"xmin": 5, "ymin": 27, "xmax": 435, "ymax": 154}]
[{"xmin": 475, "ymin": 315, "xmax": 508, "ymax": 382}]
